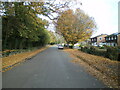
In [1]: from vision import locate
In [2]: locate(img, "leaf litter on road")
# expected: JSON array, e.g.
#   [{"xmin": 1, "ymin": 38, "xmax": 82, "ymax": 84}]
[
  {"xmin": 64, "ymin": 49, "xmax": 120, "ymax": 88},
  {"xmin": 1, "ymin": 46, "xmax": 49, "ymax": 72}
]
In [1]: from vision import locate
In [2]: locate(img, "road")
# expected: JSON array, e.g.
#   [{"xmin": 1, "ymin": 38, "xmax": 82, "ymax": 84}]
[{"xmin": 3, "ymin": 46, "xmax": 107, "ymax": 88}]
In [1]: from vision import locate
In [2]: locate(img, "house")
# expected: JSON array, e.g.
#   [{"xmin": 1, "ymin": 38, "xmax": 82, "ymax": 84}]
[
  {"xmin": 78, "ymin": 39, "xmax": 91, "ymax": 46},
  {"xmin": 118, "ymin": 34, "xmax": 120, "ymax": 46},
  {"xmin": 90, "ymin": 34, "xmax": 107, "ymax": 46},
  {"xmin": 105, "ymin": 33, "xmax": 120, "ymax": 46}
]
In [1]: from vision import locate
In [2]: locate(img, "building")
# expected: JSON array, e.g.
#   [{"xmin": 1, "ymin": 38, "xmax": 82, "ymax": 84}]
[
  {"xmin": 105, "ymin": 33, "xmax": 120, "ymax": 46},
  {"xmin": 118, "ymin": 34, "xmax": 120, "ymax": 46},
  {"xmin": 90, "ymin": 34, "xmax": 107, "ymax": 46},
  {"xmin": 78, "ymin": 39, "xmax": 91, "ymax": 46}
]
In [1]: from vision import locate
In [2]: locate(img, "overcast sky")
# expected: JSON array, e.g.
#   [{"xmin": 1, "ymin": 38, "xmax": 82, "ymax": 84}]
[
  {"xmin": 47, "ymin": 0, "xmax": 119, "ymax": 37},
  {"xmin": 76, "ymin": 0, "xmax": 119, "ymax": 37},
  {"xmin": 3, "ymin": 0, "xmax": 119, "ymax": 37}
]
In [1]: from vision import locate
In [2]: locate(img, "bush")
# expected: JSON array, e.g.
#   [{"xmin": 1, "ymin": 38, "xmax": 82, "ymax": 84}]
[
  {"xmin": 69, "ymin": 45, "xmax": 74, "ymax": 49},
  {"xmin": 80, "ymin": 46, "xmax": 119, "ymax": 61},
  {"xmin": 79, "ymin": 44, "xmax": 83, "ymax": 48},
  {"xmin": 106, "ymin": 46, "xmax": 119, "ymax": 60},
  {"xmin": 2, "ymin": 50, "xmax": 19, "ymax": 57},
  {"xmin": 89, "ymin": 46, "xmax": 106, "ymax": 57},
  {"xmin": 50, "ymin": 43, "xmax": 55, "ymax": 45},
  {"xmin": 99, "ymin": 46, "xmax": 104, "ymax": 49},
  {"xmin": 2, "ymin": 47, "xmax": 40, "ymax": 57}
]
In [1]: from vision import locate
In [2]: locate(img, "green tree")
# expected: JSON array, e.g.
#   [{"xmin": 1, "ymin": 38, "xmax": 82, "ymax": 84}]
[
  {"xmin": 2, "ymin": 2, "xmax": 50, "ymax": 50},
  {"xmin": 1, "ymin": 1, "xmax": 75, "ymax": 50},
  {"xmin": 48, "ymin": 31, "xmax": 57, "ymax": 44}
]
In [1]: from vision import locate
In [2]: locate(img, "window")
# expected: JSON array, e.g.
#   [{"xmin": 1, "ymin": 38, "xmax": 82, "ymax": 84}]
[
  {"xmin": 111, "ymin": 37, "xmax": 113, "ymax": 40},
  {"xmin": 106, "ymin": 38, "xmax": 108, "ymax": 40},
  {"xmin": 99, "ymin": 37, "xmax": 102, "ymax": 40}
]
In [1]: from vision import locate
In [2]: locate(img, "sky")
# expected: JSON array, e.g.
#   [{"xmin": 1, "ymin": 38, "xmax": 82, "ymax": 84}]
[
  {"xmin": 46, "ymin": 0, "xmax": 119, "ymax": 37},
  {"xmin": 75, "ymin": 0, "xmax": 119, "ymax": 37},
  {"xmin": 2, "ymin": 0, "xmax": 119, "ymax": 37}
]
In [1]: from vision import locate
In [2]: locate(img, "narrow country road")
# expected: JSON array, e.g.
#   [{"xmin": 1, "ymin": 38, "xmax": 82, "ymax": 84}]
[{"xmin": 3, "ymin": 46, "xmax": 107, "ymax": 88}]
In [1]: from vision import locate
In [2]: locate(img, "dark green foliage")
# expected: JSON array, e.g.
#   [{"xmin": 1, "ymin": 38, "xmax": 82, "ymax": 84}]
[
  {"xmin": 106, "ymin": 46, "xmax": 119, "ymax": 60},
  {"xmin": 99, "ymin": 46, "xmax": 105, "ymax": 49},
  {"xmin": 80, "ymin": 46, "xmax": 119, "ymax": 61},
  {"xmin": 69, "ymin": 45, "xmax": 74, "ymax": 49},
  {"xmin": 2, "ymin": 2, "xmax": 50, "ymax": 50},
  {"xmin": 50, "ymin": 43, "xmax": 55, "ymax": 45},
  {"xmin": 2, "ymin": 47, "xmax": 42, "ymax": 57},
  {"xmin": 48, "ymin": 31, "xmax": 57, "ymax": 44}
]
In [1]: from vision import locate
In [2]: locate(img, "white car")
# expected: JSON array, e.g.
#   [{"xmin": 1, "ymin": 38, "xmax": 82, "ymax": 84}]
[{"xmin": 58, "ymin": 45, "xmax": 64, "ymax": 49}]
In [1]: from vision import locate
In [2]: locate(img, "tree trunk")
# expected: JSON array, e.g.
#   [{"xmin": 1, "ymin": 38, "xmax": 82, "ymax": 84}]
[
  {"xmin": 15, "ymin": 38, "xmax": 19, "ymax": 49},
  {"xmin": 19, "ymin": 38, "xmax": 25, "ymax": 49}
]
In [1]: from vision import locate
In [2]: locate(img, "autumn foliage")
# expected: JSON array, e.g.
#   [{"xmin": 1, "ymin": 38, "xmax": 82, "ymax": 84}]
[
  {"xmin": 64, "ymin": 49, "xmax": 120, "ymax": 88},
  {"xmin": 56, "ymin": 9, "xmax": 96, "ymax": 45}
]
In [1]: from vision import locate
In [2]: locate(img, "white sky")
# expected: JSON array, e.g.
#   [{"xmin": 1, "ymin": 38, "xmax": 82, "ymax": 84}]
[
  {"xmin": 76, "ymin": 0, "xmax": 119, "ymax": 37},
  {"xmin": 3, "ymin": 0, "xmax": 119, "ymax": 37},
  {"xmin": 42, "ymin": 0, "xmax": 119, "ymax": 37}
]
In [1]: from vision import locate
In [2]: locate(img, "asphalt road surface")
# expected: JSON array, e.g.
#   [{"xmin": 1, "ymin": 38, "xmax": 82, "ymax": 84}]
[{"xmin": 3, "ymin": 46, "xmax": 107, "ymax": 88}]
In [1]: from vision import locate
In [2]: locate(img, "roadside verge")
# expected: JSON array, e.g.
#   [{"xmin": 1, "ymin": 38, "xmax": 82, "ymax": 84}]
[
  {"xmin": 64, "ymin": 49, "xmax": 120, "ymax": 88},
  {"xmin": 2, "ymin": 46, "xmax": 50, "ymax": 72}
]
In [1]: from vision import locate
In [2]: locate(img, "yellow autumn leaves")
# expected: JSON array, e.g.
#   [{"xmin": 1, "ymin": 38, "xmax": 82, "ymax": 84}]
[
  {"xmin": 64, "ymin": 49, "xmax": 120, "ymax": 88},
  {"xmin": 2, "ymin": 47, "xmax": 49, "ymax": 72},
  {"xmin": 56, "ymin": 8, "xmax": 96, "ymax": 45}
]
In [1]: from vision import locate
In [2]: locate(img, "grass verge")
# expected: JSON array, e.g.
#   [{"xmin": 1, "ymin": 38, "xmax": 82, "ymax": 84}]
[
  {"xmin": 1, "ymin": 46, "xmax": 50, "ymax": 72},
  {"xmin": 64, "ymin": 49, "xmax": 120, "ymax": 88}
]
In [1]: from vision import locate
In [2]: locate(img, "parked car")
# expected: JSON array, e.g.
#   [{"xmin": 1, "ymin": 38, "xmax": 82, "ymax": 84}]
[{"xmin": 58, "ymin": 45, "xmax": 64, "ymax": 49}]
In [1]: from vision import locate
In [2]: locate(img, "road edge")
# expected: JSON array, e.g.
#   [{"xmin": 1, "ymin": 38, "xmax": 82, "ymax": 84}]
[{"xmin": 2, "ymin": 46, "xmax": 50, "ymax": 72}]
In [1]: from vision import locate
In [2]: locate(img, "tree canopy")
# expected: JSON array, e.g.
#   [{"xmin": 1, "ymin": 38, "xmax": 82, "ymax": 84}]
[
  {"xmin": 1, "ymin": 1, "xmax": 72, "ymax": 50},
  {"xmin": 1, "ymin": 1, "xmax": 96, "ymax": 50},
  {"xmin": 1, "ymin": 2, "xmax": 50, "ymax": 50},
  {"xmin": 55, "ymin": 9, "xmax": 96, "ymax": 45}
]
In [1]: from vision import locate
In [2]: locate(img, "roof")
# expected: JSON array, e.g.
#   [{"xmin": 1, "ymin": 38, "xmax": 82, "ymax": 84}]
[
  {"xmin": 90, "ymin": 34, "xmax": 108, "ymax": 39},
  {"xmin": 105, "ymin": 32, "xmax": 120, "ymax": 37}
]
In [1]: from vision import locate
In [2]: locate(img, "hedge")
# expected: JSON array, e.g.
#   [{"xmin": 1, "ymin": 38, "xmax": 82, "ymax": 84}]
[
  {"xmin": 2, "ymin": 47, "xmax": 41, "ymax": 57},
  {"xmin": 106, "ymin": 46, "xmax": 119, "ymax": 60},
  {"xmin": 80, "ymin": 46, "xmax": 119, "ymax": 61}
]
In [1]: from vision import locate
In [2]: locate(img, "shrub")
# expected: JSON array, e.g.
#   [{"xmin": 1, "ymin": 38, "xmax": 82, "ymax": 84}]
[
  {"xmin": 2, "ymin": 47, "xmax": 40, "ymax": 57},
  {"xmin": 80, "ymin": 46, "xmax": 119, "ymax": 61},
  {"xmin": 106, "ymin": 46, "xmax": 119, "ymax": 60},
  {"xmin": 69, "ymin": 45, "xmax": 74, "ymax": 49},
  {"xmin": 50, "ymin": 43, "xmax": 55, "ymax": 45},
  {"xmin": 99, "ymin": 46, "xmax": 104, "ymax": 49},
  {"xmin": 79, "ymin": 44, "xmax": 84, "ymax": 48},
  {"xmin": 89, "ymin": 46, "xmax": 106, "ymax": 57}
]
